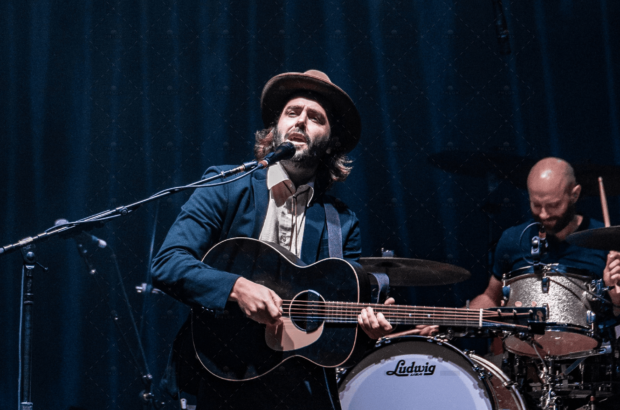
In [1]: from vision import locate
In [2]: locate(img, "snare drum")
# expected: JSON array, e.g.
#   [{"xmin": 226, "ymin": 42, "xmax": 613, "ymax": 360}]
[
  {"xmin": 338, "ymin": 336, "xmax": 526, "ymax": 410},
  {"xmin": 503, "ymin": 264, "xmax": 600, "ymax": 357}
]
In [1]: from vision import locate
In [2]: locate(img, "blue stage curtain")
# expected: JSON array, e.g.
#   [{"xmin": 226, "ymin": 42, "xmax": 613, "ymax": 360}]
[{"xmin": 1, "ymin": 0, "xmax": 619, "ymax": 408}]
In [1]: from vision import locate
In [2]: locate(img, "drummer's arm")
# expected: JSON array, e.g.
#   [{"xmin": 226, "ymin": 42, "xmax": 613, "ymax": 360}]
[
  {"xmin": 469, "ymin": 276, "xmax": 503, "ymax": 309},
  {"xmin": 603, "ymin": 251, "xmax": 620, "ymax": 308}
]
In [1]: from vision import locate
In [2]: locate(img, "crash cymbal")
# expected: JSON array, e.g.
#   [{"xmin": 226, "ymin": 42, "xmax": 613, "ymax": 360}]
[
  {"xmin": 359, "ymin": 257, "xmax": 471, "ymax": 286},
  {"xmin": 566, "ymin": 226, "xmax": 620, "ymax": 251}
]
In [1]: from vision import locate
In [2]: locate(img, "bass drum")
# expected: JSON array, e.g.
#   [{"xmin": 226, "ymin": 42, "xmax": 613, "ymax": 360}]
[{"xmin": 338, "ymin": 336, "xmax": 526, "ymax": 410}]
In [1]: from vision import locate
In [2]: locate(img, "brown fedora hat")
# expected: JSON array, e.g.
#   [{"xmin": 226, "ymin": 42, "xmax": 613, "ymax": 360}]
[{"xmin": 261, "ymin": 70, "xmax": 361, "ymax": 153}]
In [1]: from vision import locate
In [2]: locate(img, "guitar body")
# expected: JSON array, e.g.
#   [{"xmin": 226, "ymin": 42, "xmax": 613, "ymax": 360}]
[{"xmin": 191, "ymin": 237, "xmax": 369, "ymax": 381}]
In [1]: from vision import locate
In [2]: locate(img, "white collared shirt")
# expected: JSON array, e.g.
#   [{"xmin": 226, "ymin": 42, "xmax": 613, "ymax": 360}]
[{"xmin": 259, "ymin": 163, "xmax": 315, "ymax": 257}]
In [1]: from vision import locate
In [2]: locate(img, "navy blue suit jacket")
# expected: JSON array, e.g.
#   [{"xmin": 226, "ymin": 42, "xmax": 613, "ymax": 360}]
[{"xmin": 151, "ymin": 165, "xmax": 362, "ymax": 398}]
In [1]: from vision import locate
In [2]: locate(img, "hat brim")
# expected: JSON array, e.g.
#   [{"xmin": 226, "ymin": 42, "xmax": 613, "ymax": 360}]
[{"xmin": 261, "ymin": 72, "xmax": 361, "ymax": 153}]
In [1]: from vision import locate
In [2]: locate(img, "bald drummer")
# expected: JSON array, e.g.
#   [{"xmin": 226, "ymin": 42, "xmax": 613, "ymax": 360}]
[{"xmin": 417, "ymin": 157, "xmax": 620, "ymax": 336}]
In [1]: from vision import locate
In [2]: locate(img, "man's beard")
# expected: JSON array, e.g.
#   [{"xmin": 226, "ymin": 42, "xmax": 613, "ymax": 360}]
[
  {"xmin": 273, "ymin": 128, "xmax": 329, "ymax": 168},
  {"xmin": 533, "ymin": 201, "xmax": 576, "ymax": 235}
]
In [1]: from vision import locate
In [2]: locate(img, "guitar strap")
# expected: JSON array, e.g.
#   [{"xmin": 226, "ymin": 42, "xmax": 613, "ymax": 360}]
[
  {"xmin": 323, "ymin": 201, "xmax": 343, "ymax": 259},
  {"xmin": 325, "ymin": 200, "xmax": 390, "ymax": 303}
]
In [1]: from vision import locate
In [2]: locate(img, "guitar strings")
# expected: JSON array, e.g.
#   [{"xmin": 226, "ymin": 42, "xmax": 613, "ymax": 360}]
[
  {"xmin": 277, "ymin": 301, "xmax": 532, "ymax": 328},
  {"xmin": 281, "ymin": 300, "xmax": 527, "ymax": 317}
]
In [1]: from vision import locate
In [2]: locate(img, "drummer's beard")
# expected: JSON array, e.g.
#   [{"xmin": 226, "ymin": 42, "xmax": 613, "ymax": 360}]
[{"xmin": 533, "ymin": 202, "xmax": 576, "ymax": 236}]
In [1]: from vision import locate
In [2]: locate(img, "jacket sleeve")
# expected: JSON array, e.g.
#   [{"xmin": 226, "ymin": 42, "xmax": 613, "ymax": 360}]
[{"xmin": 151, "ymin": 166, "xmax": 241, "ymax": 312}]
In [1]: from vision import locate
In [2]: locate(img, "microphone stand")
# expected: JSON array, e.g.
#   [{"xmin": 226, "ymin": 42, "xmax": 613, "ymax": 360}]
[
  {"xmin": 1, "ymin": 161, "xmax": 260, "ymax": 257},
  {"xmin": 2, "ymin": 160, "xmax": 260, "ymax": 410},
  {"xmin": 17, "ymin": 244, "xmax": 46, "ymax": 410}
]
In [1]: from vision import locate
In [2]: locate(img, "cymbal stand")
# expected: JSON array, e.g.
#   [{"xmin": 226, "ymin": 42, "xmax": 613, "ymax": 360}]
[{"xmin": 532, "ymin": 342, "xmax": 559, "ymax": 410}]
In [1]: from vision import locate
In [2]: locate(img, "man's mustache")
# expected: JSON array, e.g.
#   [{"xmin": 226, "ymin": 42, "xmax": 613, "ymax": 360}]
[{"xmin": 285, "ymin": 128, "xmax": 310, "ymax": 144}]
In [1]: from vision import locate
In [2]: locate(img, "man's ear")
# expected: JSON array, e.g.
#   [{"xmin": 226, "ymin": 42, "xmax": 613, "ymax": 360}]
[{"xmin": 571, "ymin": 184, "xmax": 582, "ymax": 203}]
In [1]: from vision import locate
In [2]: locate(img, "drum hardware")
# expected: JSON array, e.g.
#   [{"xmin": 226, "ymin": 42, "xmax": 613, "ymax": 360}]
[
  {"xmin": 542, "ymin": 276, "xmax": 550, "ymax": 293},
  {"xmin": 561, "ymin": 357, "xmax": 587, "ymax": 378},
  {"xmin": 531, "ymin": 225, "xmax": 549, "ymax": 262},
  {"xmin": 503, "ymin": 280, "xmax": 511, "ymax": 301},
  {"xmin": 587, "ymin": 311, "xmax": 596, "ymax": 326},
  {"xmin": 465, "ymin": 350, "xmax": 495, "ymax": 381},
  {"xmin": 532, "ymin": 343, "xmax": 561, "ymax": 410},
  {"xmin": 503, "ymin": 380, "xmax": 519, "ymax": 389},
  {"xmin": 503, "ymin": 338, "xmax": 618, "ymax": 409}
]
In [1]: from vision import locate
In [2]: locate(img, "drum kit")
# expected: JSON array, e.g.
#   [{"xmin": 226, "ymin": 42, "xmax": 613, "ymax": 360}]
[{"xmin": 337, "ymin": 152, "xmax": 620, "ymax": 410}]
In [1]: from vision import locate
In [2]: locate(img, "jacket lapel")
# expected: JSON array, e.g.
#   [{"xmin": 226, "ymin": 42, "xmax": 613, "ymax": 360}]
[
  {"xmin": 251, "ymin": 170, "xmax": 269, "ymax": 239},
  {"xmin": 301, "ymin": 200, "xmax": 325, "ymax": 264}
]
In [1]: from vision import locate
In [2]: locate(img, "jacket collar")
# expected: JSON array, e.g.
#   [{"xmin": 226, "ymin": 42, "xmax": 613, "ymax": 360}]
[{"xmin": 251, "ymin": 166, "xmax": 325, "ymax": 264}]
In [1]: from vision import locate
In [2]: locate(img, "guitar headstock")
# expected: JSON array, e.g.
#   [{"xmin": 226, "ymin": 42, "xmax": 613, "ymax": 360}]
[{"xmin": 487, "ymin": 306, "xmax": 548, "ymax": 334}]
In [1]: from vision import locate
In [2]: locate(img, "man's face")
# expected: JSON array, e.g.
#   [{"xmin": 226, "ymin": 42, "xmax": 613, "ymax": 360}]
[
  {"xmin": 274, "ymin": 96, "xmax": 331, "ymax": 166},
  {"xmin": 528, "ymin": 181, "xmax": 576, "ymax": 235}
]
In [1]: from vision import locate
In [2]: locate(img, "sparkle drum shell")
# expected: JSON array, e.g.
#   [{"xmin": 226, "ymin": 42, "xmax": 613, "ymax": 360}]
[
  {"xmin": 338, "ymin": 336, "xmax": 525, "ymax": 410},
  {"xmin": 503, "ymin": 265, "xmax": 599, "ymax": 357}
]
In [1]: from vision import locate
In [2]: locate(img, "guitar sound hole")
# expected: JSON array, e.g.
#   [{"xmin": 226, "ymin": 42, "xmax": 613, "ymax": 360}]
[{"xmin": 290, "ymin": 290, "xmax": 325, "ymax": 333}]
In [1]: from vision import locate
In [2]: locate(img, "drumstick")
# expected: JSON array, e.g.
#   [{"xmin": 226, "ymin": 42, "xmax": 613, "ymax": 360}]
[
  {"xmin": 599, "ymin": 176, "xmax": 611, "ymax": 227},
  {"xmin": 599, "ymin": 177, "xmax": 619, "ymax": 293}
]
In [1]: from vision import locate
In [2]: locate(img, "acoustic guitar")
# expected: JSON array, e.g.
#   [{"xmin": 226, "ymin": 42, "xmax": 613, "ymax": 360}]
[{"xmin": 190, "ymin": 237, "xmax": 545, "ymax": 381}]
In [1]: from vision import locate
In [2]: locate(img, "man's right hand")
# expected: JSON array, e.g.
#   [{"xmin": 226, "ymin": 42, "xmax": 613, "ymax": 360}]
[{"xmin": 228, "ymin": 277, "xmax": 283, "ymax": 325}]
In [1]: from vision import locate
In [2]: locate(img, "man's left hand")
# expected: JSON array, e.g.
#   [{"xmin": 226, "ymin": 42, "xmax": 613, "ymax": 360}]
[
  {"xmin": 604, "ymin": 251, "xmax": 620, "ymax": 291},
  {"xmin": 358, "ymin": 297, "xmax": 395, "ymax": 339}
]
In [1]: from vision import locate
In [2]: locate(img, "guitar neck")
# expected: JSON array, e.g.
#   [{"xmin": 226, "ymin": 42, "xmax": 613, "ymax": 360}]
[{"xmin": 285, "ymin": 301, "xmax": 527, "ymax": 328}]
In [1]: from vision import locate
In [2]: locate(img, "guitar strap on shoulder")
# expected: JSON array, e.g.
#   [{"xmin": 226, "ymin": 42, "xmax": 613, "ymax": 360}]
[
  {"xmin": 324, "ymin": 201, "xmax": 390, "ymax": 302},
  {"xmin": 324, "ymin": 201, "xmax": 343, "ymax": 259}
]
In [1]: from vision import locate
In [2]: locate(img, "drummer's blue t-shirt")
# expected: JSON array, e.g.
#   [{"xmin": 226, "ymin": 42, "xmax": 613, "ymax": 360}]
[{"xmin": 492, "ymin": 216, "xmax": 608, "ymax": 280}]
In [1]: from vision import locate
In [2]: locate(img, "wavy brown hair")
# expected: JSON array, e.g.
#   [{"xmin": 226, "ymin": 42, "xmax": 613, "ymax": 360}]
[{"xmin": 254, "ymin": 125, "xmax": 352, "ymax": 192}]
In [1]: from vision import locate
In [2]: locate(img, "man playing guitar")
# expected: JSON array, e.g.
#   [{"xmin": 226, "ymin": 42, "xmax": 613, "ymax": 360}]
[{"xmin": 152, "ymin": 70, "xmax": 393, "ymax": 409}]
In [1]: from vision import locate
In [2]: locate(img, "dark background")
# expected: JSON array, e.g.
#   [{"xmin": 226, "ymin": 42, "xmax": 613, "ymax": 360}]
[{"xmin": 1, "ymin": 0, "xmax": 619, "ymax": 408}]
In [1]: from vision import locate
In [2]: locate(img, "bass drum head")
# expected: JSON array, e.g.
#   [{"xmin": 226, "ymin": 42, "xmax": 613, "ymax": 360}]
[{"xmin": 338, "ymin": 336, "xmax": 496, "ymax": 410}]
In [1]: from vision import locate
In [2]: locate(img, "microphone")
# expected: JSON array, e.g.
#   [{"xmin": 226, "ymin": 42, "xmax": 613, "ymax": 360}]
[
  {"xmin": 54, "ymin": 219, "xmax": 107, "ymax": 249},
  {"xmin": 538, "ymin": 225, "xmax": 548, "ymax": 253},
  {"xmin": 258, "ymin": 142, "xmax": 296, "ymax": 168}
]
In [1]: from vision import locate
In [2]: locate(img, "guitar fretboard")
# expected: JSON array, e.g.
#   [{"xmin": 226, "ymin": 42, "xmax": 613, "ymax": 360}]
[{"xmin": 283, "ymin": 300, "xmax": 530, "ymax": 328}]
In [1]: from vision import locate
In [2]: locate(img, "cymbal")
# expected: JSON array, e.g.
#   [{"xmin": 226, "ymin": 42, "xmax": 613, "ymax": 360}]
[
  {"xmin": 359, "ymin": 257, "xmax": 471, "ymax": 286},
  {"xmin": 566, "ymin": 226, "xmax": 620, "ymax": 251}
]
